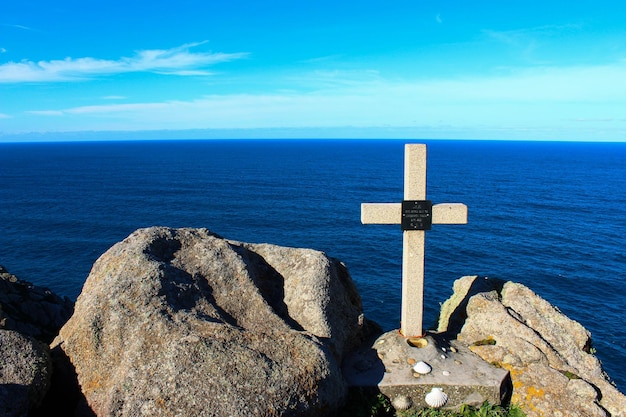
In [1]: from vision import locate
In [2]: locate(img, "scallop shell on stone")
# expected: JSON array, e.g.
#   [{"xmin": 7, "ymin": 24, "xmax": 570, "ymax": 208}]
[
  {"xmin": 391, "ymin": 395, "xmax": 413, "ymax": 411},
  {"xmin": 412, "ymin": 360, "xmax": 432, "ymax": 374},
  {"xmin": 425, "ymin": 387, "xmax": 448, "ymax": 408}
]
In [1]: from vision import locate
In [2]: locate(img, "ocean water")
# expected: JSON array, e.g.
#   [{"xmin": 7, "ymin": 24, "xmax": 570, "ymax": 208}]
[{"xmin": 1, "ymin": 139, "xmax": 625, "ymax": 392}]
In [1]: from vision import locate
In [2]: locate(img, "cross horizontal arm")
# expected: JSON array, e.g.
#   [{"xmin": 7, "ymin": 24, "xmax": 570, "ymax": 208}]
[
  {"xmin": 361, "ymin": 203, "xmax": 468, "ymax": 225},
  {"xmin": 361, "ymin": 203, "xmax": 399, "ymax": 224},
  {"xmin": 432, "ymin": 203, "xmax": 468, "ymax": 224}
]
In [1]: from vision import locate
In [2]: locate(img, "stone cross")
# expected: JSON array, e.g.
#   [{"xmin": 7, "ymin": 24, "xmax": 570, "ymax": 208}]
[{"xmin": 361, "ymin": 144, "xmax": 468, "ymax": 338}]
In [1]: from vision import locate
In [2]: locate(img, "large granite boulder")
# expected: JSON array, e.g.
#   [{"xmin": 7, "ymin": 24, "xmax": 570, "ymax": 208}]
[
  {"xmin": 438, "ymin": 275, "xmax": 626, "ymax": 417},
  {"xmin": 52, "ymin": 227, "xmax": 374, "ymax": 417},
  {"xmin": 0, "ymin": 265, "xmax": 74, "ymax": 344},
  {"xmin": 0, "ymin": 329, "xmax": 52, "ymax": 417}
]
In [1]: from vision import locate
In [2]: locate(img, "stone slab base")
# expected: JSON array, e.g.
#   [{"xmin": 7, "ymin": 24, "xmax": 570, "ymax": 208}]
[{"xmin": 342, "ymin": 330, "xmax": 511, "ymax": 412}]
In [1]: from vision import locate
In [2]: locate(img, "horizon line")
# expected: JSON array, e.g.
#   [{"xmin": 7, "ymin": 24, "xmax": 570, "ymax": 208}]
[{"xmin": 1, "ymin": 126, "xmax": 625, "ymax": 143}]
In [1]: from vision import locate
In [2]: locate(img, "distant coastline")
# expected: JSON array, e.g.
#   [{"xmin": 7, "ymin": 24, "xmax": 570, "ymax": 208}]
[{"xmin": 4, "ymin": 127, "xmax": 626, "ymax": 143}]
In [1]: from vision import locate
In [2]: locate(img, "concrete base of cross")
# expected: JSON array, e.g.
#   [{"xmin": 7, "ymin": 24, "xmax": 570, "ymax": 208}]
[{"xmin": 342, "ymin": 330, "xmax": 511, "ymax": 412}]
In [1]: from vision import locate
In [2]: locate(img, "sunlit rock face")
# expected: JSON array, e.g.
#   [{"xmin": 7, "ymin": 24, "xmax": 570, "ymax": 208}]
[
  {"xmin": 438, "ymin": 275, "xmax": 626, "ymax": 417},
  {"xmin": 53, "ymin": 227, "xmax": 375, "ymax": 417}
]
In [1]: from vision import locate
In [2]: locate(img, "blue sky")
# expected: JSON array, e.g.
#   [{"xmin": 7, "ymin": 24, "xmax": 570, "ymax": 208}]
[{"xmin": 1, "ymin": 0, "xmax": 626, "ymax": 141}]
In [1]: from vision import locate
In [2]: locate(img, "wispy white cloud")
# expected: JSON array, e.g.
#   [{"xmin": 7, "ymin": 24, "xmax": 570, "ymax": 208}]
[
  {"xmin": 0, "ymin": 48, "xmax": 6, "ymax": 54},
  {"xmin": 26, "ymin": 110, "xmax": 64, "ymax": 116},
  {"xmin": 0, "ymin": 23, "xmax": 35, "ymax": 31},
  {"xmin": 0, "ymin": 113, "xmax": 11, "ymax": 119},
  {"xmin": 101, "ymin": 95, "xmax": 127, "ymax": 100},
  {"xmin": 482, "ymin": 23, "xmax": 584, "ymax": 50},
  {"xmin": 286, "ymin": 68, "xmax": 382, "ymax": 91},
  {"xmin": 481, "ymin": 24, "xmax": 585, "ymax": 65},
  {"xmin": 15, "ymin": 60, "xmax": 626, "ymax": 141},
  {"xmin": 0, "ymin": 41, "xmax": 248, "ymax": 83},
  {"xmin": 65, "ymin": 102, "xmax": 171, "ymax": 115},
  {"xmin": 156, "ymin": 70, "xmax": 215, "ymax": 76},
  {"xmin": 300, "ymin": 54, "xmax": 344, "ymax": 64},
  {"xmin": 29, "ymin": 61, "xmax": 624, "ymax": 113}
]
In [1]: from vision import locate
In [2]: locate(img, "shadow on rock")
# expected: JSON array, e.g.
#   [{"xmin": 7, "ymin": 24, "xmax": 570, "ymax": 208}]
[
  {"xmin": 30, "ymin": 345, "xmax": 95, "ymax": 417},
  {"xmin": 437, "ymin": 275, "xmax": 505, "ymax": 338}
]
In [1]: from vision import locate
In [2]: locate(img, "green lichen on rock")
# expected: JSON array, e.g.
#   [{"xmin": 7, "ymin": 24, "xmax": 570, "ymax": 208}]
[{"xmin": 471, "ymin": 337, "xmax": 497, "ymax": 347}]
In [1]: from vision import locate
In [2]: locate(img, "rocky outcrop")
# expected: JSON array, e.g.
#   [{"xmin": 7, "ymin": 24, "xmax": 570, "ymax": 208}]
[
  {"xmin": 10, "ymin": 232, "xmax": 623, "ymax": 417},
  {"xmin": 438, "ymin": 275, "xmax": 626, "ymax": 417},
  {"xmin": 0, "ymin": 265, "xmax": 74, "ymax": 417},
  {"xmin": 52, "ymin": 227, "xmax": 375, "ymax": 417},
  {"xmin": 0, "ymin": 265, "xmax": 74, "ymax": 344},
  {"xmin": 0, "ymin": 329, "xmax": 52, "ymax": 417}
]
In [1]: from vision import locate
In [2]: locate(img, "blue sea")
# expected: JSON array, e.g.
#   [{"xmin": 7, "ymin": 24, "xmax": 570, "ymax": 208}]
[{"xmin": 1, "ymin": 139, "xmax": 625, "ymax": 392}]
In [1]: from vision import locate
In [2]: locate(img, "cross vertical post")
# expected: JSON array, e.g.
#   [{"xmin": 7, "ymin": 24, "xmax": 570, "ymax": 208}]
[
  {"xmin": 361, "ymin": 144, "xmax": 468, "ymax": 338},
  {"xmin": 402, "ymin": 145, "xmax": 427, "ymax": 338}
]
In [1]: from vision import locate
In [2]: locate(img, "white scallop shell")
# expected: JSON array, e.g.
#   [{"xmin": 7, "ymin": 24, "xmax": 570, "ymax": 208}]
[
  {"xmin": 412, "ymin": 361, "xmax": 432, "ymax": 374},
  {"xmin": 391, "ymin": 395, "xmax": 412, "ymax": 411},
  {"xmin": 425, "ymin": 387, "xmax": 448, "ymax": 408}
]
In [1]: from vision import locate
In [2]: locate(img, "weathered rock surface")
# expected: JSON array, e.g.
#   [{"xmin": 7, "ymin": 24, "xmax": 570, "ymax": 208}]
[
  {"xmin": 0, "ymin": 329, "xmax": 52, "ymax": 417},
  {"xmin": 53, "ymin": 227, "xmax": 374, "ymax": 417},
  {"xmin": 0, "ymin": 265, "xmax": 73, "ymax": 416},
  {"xmin": 438, "ymin": 275, "xmax": 626, "ymax": 417},
  {"xmin": 0, "ymin": 265, "xmax": 74, "ymax": 344}
]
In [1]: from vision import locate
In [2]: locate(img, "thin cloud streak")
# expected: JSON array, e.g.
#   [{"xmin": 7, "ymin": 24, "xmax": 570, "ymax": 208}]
[
  {"xmin": 0, "ymin": 23, "xmax": 35, "ymax": 31},
  {"xmin": 26, "ymin": 110, "xmax": 65, "ymax": 116},
  {"xmin": 0, "ymin": 42, "xmax": 248, "ymax": 83},
  {"xmin": 483, "ymin": 23, "xmax": 584, "ymax": 42}
]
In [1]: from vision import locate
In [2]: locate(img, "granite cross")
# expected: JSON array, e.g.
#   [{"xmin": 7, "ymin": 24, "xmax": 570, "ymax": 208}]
[{"xmin": 361, "ymin": 144, "xmax": 468, "ymax": 338}]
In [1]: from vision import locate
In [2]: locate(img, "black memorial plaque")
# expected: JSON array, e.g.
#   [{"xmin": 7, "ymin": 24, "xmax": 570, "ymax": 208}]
[{"xmin": 401, "ymin": 200, "xmax": 433, "ymax": 231}]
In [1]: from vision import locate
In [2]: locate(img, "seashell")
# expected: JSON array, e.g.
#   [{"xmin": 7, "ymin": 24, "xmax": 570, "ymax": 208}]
[
  {"xmin": 442, "ymin": 370, "xmax": 451, "ymax": 376},
  {"xmin": 425, "ymin": 387, "xmax": 448, "ymax": 408},
  {"xmin": 412, "ymin": 361, "xmax": 432, "ymax": 374},
  {"xmin": 391, "ymin": 395, "xmax": 413, "ymax": 411}
]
